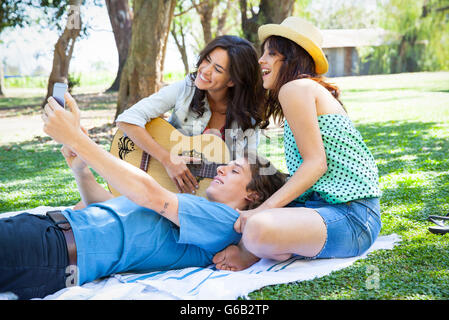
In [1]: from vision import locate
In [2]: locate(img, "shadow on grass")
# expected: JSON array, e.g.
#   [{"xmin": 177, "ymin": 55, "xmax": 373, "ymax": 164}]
[
  {"xmin": 0, "ymin": 134, "xmax": 109, "ymax": 213},
  {"xmin": 0, "ymin": 96, "xmax": 42, "ymax": 117},
  {"xmin": 356, "ymin": 120, "xmax": 449, "ymax": 235},
  {"xmin": 0, "ymin": 138, "xmax": 75, "ymax": 213},
  {"xmin": 358, "ymin": 120, "xmax": 449, "ymax": 176},
  {"xmin": 0, "ymin": 96, "xmax": 42, "ymax": 108},
  {"xmin": 74, "ymin": 92, "xmax": 117, "ymax": 111}
]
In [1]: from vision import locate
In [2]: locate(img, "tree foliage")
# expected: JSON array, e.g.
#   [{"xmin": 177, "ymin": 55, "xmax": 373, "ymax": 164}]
[
  {"xmin": 170, "ymin": 0, "xmax": 241, "ymax": 75},
  {"xmin": 171, "ymin": 0, "xmax": 196, "ymax": 75},
  {"xmin": 361, "ymin": 0, "xmax": 449, "ymax": 73},
  {"xmin": 419, "ymin": 0, "xmax": 449, "ymax": 70},
  {"xmin": 0, "ymin": 0, "xmax": 30, "ymax": 33},
  {"xmin": 0, "ymin": 0, "xmax": 63, "ymax": 96},
  {"xmin": 0, "ymin": 0, "xmax": 96, "ymax": 34},
  {"xmin": 297, "ymin": 0, "xmax": 380, "ymax": 29}
]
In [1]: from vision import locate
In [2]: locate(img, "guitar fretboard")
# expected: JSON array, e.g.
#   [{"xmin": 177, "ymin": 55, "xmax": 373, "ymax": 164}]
[
  {"xmin": 187, "ymin": 162, "xmax": 224, "ymax": 178},
  {"xmin": 139, "ymin": 151, "xmax": 224, "ymax": 178},
  {"xmin": 140, "ymin": 152, "xmax": 151, "ymax": 172}
]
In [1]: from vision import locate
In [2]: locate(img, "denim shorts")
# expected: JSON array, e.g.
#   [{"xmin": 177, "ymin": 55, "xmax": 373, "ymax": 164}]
[{"xmin": 286, "ymin": 192, "xmax": 382, "ymax": 259}]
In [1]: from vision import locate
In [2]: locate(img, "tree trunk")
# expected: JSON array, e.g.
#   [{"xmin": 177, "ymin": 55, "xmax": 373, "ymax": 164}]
[
  {"xmin": 259, "ymin": 0, "xmax": 294, "ymax": 24},
  {"xmin": 171, "ymin": 1, "xmax": 191, "ymax": 75},
  {"xmin": 240, "ymin": 0, "xmax": 295, "ymax": 54},
  {"xmin": 171, "ymin": 21, "xmax": 190, "ymax": 75},
  {"xmin": 105, "ymin": 0, "xmax": 132, "ymax": 92},
  {"xmin": 42, "ymin": 1, "xmax": 82, "ymax": 108},
  {"xmin": 215, "ymin": 0, "xmax": 232, "ymax": 36},
  {"xmin": 194, "ymin": 0, "xmax": 217, "ymax": 46},
  {"xmin": 115, "ymin": 0, "xmax": 176, "ymax": 120},
  {"xmin": 0, "ymin": 61, "xmax": 4, "ymax": 97},
  {"xmin": 396, "ymin": 36, "xmax": 407, "ymax": 73}
]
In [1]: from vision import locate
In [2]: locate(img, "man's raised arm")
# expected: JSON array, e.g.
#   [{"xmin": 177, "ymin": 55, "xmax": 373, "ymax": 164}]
[
  {"xmin": 60, "ymin": 143, "xmax": 114, "ymax": 206},
  {"xmin": 42, "ymin": 93, "xmax": 180, "ymax": 225}
]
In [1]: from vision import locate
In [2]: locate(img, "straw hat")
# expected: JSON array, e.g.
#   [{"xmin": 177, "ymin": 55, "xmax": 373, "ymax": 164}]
[{"xmin": 258, "ymin": 16, "xmax": 329, "ymax": 74}]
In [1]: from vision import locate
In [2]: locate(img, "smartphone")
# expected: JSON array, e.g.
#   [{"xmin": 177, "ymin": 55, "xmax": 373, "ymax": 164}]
[{"xmin": 52, "ymin": 82, "xmax": 68, "ymax": 108}]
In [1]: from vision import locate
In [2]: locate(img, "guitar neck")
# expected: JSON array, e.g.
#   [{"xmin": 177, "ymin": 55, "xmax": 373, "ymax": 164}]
[{"xmin": 187, "ymin": 161, "xmax": 224, "ymax": 178}]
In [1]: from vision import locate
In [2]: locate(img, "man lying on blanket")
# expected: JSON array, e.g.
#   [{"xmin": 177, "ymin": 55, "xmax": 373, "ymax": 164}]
[{"xmin": 0, "ymin": 93, "xmax": 286, "ymax": 300}]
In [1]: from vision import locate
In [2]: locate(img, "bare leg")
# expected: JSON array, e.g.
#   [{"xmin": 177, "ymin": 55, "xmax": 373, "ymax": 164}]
[
  {"xmin": 244, "ymin": 207, "xmax": 327, "ymax": 258},
  {"xmin": 213, "ymin": 207, "xmax": 326, "ymax": 271}
]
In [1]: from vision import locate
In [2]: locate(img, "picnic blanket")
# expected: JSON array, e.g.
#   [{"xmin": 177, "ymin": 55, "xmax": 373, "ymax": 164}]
[{"xmin": 1, "ymin": 205, "xmax": 401, "ymax": 300}]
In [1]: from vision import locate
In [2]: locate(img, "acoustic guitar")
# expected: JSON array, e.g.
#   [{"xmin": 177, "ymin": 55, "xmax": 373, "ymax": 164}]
[{"xmin": 109, "ymin": 117, "xmax": 230, "ymax": 198}]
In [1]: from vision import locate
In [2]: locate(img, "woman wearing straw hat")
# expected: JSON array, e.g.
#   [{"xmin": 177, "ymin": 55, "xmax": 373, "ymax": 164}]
[{"xmin": 213, "ymin": 17, "xmax": 382, "ymax": 271}]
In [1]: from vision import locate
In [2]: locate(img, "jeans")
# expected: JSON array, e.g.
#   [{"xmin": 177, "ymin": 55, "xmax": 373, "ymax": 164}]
[{"xmin": 0, "ymin": 213, "xmax": 69, "ymax": 299}]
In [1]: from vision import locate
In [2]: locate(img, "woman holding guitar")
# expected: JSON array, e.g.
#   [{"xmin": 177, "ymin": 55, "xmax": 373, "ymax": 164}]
[{"xmin": 116, "ymin": 35, "xmax": 266, "ymax": 195}]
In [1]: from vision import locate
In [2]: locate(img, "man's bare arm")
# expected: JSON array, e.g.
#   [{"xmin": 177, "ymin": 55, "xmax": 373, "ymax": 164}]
[
  {"xmin": 72, "ymin": 165, "xmax": 115, "ymax": 205},
  {"xmin": 61, "ymin": 141, "xmax": 114, "ymax": 206},
  {"xmin": 43, "ymin": 94, "xmax": 180, "ymax": 225}
]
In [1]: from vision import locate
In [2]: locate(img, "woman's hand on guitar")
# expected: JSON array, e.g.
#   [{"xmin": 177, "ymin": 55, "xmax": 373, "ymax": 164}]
[{"xmin": 163, "ymin": 154, "xmax": 200, "ymax": 194}]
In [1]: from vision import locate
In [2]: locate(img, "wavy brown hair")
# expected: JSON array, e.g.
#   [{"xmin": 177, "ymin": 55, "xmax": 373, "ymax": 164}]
[
  {"xmin": 262, "ymin": 35, "xmax": 345, "ymax": 125},
  {"xmin": 244, "ymin": 151, "xmax": 288, "ymax": 210},
  {"xmin": 189, "ymin": 35, "xmax": 269, "ymax": 131}
]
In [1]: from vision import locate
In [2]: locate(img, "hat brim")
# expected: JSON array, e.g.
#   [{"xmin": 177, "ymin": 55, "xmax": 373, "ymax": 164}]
[{"xmin": 258, "ymin": 24, "xmax": 329, "ymax": 75}]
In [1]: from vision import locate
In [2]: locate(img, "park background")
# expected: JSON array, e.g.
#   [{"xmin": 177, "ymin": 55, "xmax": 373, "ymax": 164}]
[{"xmin": 0, "ymin": 0, "xmax": 448, "ymax": 300}]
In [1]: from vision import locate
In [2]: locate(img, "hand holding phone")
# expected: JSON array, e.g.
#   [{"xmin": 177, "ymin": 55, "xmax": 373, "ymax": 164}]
[{"xmin": 52, "ymin": 82, "xmax": 68, "ymax": 108}]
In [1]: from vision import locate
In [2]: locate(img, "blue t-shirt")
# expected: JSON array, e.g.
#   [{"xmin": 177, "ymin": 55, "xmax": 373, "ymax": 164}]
[{"xmin": 62, "ymin": 194, "xmax": 241, "ymax": 285}]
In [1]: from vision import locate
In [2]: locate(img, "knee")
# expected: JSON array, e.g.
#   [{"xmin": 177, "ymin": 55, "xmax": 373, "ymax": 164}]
[{"xmin": 241, "ymin": 212, "xmax": 276, "ymax": 253}]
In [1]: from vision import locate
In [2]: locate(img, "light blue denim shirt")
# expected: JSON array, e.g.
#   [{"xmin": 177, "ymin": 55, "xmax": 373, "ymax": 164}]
[{"xmin": 116, "ymin": 76, "xmax": 260, "ymax": 159}]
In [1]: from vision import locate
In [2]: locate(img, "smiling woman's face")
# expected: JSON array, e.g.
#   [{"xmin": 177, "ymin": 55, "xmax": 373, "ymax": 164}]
[
  {"xmin": 205, "ymin": 157, "xmax": 253, "ymax": 207},
  {"xmin": 194, "ymin": 47, "xmax": 234, "ymax": 93},
  {"xmin": 258, "ymin": 41, "xmax": 284, "ymax": 90}
]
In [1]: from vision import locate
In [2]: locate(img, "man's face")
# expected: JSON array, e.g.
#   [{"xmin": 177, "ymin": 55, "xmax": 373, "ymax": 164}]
[{"xmin": 205, "ymin": 157, "xmax": 253, "ymax": 208}]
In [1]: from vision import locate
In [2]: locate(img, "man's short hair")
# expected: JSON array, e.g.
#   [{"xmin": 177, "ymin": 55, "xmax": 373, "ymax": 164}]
[{"xmin": 244, "ymin": 151, "xmax": 288, "ymax": 210}]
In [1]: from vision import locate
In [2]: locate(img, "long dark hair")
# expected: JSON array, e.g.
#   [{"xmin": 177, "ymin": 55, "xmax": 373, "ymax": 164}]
[
  {"xmin": 262, "ymin": 35, "xmax": 345, "ymax": 125},
  {"xmin": 189, "ymin": 35, "xmax": 268, "ymax": 131}
]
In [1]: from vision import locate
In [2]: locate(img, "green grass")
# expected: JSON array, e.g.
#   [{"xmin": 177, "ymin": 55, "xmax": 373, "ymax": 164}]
[
  {"xmin": 4, "ymin": 76, "xmax": 49, "ymax": 88},
  {"xmin": 0, "ymin": 136, "xmax": 112, "ymax": 212},
  {"xmin": 1, "ymin": 71, "xmax": 449, "ymax": 299},
  {"xmin": 0, "ymin": 137, "xmax": 83, "ymax": 210}
]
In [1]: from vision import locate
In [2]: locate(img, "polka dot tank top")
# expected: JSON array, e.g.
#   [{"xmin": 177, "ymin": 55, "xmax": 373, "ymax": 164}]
[{"xmin": 284, "ymin": 114, "xmax": 381, "ymax": 204}]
